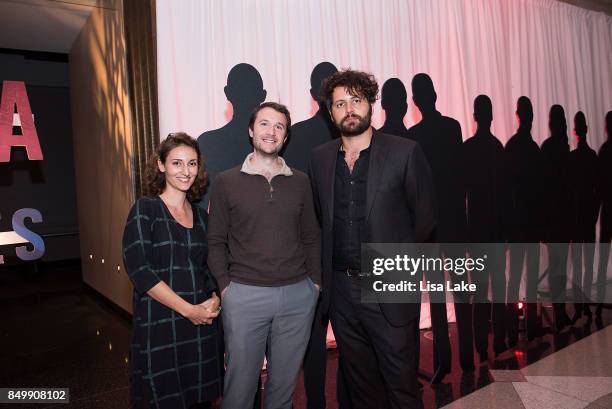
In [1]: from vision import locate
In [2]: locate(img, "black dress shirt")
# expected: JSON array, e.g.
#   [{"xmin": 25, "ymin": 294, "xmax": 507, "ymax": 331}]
[{"xmin": 332, "ymin": 146, "xmax": 371, "ymax": 271}]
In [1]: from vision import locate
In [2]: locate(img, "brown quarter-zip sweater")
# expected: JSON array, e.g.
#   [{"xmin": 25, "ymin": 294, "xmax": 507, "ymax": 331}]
[{"xmin": 207, "ymin": 155, "xmax": 321, "ymax": 291}]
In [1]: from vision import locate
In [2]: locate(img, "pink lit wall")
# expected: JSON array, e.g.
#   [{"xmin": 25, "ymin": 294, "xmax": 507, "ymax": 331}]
[
  {"xmin": 155, "ymin": 0, "xmax": 612, "ymax": 326},
  {"xmin": 156, "ymin": 0, "xmax": 611, "ymax": 149}
]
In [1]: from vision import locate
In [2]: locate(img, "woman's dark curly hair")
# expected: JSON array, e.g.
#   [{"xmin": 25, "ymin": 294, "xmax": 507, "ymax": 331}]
[
  {"xmin": 144, "ymin": 132, "xmax": 207, "ymax": 202},
  {"xmin": 320, "ymin": 69, "xmax": 379, "ymax": 109}
]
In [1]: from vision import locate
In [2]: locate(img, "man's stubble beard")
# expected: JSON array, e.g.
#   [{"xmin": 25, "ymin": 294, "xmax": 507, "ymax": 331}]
[{"xmin": 336, "ymin": 105, "xmax": 372, "ymax": 137}]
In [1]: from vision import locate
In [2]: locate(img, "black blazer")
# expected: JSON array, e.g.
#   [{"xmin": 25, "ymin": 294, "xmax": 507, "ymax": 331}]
[{"xmin": 308, "ymin": 130, "xmax": 436, "ymax": 326}]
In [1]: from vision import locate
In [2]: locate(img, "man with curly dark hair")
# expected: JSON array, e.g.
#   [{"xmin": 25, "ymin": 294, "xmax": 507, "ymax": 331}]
[{"xmin": 309, "ymin": 69, "xmax": 435, "ymax": 409}]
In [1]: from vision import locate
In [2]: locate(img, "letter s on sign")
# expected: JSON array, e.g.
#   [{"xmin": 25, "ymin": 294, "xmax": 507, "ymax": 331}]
[{"xmin": 12, "ymin": 208, "xmax": 45, "ymax": 261}]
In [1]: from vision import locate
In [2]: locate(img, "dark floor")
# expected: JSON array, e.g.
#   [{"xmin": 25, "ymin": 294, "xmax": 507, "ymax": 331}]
[{"xmin": 1, "ymin": 261, "xmax": 610, "ymax": 409}]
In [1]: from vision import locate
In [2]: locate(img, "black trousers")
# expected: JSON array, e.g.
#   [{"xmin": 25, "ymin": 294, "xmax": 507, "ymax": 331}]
[
  {"xmin": 303, "ymin": 297, "xmax": 327, "ymax": 409},
  {"xmin": 507, "ymin": 242, "xmax": 540, "ymax": 344},
  {"xmin": 443, "ymin": 244, "xmax": 474, "ymax": 372},
  {"xmin": 545, "ymin": 242, "xmax": 570, "ymax": 325},
  {"xmin": 597, "ymin": 217, "xmax": 611, "ymax": 305},
  {"xmin": 571, "ymin": 226, "xmax": 596, "ymax": 307},
  {"xmin": 470, "ymin": 244, "xmax": 507, "ymax": 356},
  {"xmin": 597, "ymin": 242, "xmax": 611, "ymax": 304},
  {"xmin": 425, "ymin": 264, "xmax": 451, "ymax": 375},
  {"xmin": 330, "ymin": 273, "xmax": 423, "ymax": 409},
  {"xmin": 303, "ymin": 294, "xmax": 351, "ymax": 409}
]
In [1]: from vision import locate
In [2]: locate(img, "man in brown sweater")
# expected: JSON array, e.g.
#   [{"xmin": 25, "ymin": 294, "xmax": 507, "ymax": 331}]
[{"xmin": 207, "ymin": 102, "xmax": 321, "ymax": 409}]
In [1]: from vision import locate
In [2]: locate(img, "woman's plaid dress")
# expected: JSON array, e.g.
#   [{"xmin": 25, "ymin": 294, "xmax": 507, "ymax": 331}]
[{"xmin": 122, "ymin": 196, "xmax": 223, "ymax": 409}]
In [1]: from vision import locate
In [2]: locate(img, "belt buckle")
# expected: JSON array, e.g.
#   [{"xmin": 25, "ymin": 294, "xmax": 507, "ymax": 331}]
[{"xmin": 346, "ymin": 267, "xmax": 360, "ymax": 278}]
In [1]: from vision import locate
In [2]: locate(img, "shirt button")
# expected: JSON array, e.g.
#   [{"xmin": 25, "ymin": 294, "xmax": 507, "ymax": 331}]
[{"xmin": 349, "ymin": 180, "xmax": 355, "ymax": 185}]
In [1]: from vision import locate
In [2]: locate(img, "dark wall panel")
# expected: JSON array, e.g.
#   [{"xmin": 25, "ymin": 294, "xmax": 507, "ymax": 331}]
[{"xmin": 0, "ymin": 51, "xmax": 79, "ymax": 263}]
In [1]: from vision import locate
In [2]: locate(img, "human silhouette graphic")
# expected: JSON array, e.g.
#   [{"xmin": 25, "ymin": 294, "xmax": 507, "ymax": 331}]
[
  {"xmin": 596, "ymin": 111, "xmax": 612, "ymax": 318},
  {"xmin": 568, "ymin": 111, "xmax": 600, "ymax": 322},
  {"xmin": 379, "ymin": 78, "xmax": 409, "ymax": 138},
  {"xmin": 284, "ymin": 63, "xmax": 350, "ymax": 409},
  {"xmin": 283, "ymin": 62, "xmax": 338, "ymax": 173},
  {"xmin": 198, "ymin": 63, "xmax": 266, "ymax": 206},
  {"xmin": 462, "ymin": 95, "xmax": 507, "ymax": 361},
  {"xmin": 289, "ymin": 61, "xmax": 351, "ymax": 409},
  {"xmin": 540, "ymin": 104, "xmax": 572, "ymax": 333},
  {"xmin": 505, "ymin": 96, "xmax": 543, "ymax": 344},
  {"xmin": 407, "ymin": 73, "xmax": 471, "ymax": 382}
]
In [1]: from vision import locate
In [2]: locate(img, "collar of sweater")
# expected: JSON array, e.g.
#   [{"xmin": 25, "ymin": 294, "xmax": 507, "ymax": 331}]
[{"xmin": 240, "ymin": 152, "xmax": 293, "ymax": 178}]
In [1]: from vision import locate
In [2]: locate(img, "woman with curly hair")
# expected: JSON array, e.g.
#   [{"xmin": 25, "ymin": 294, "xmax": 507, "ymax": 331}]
[{"xmin": 122, "ymin": 132, "xmax": 223, "ymax": 409}]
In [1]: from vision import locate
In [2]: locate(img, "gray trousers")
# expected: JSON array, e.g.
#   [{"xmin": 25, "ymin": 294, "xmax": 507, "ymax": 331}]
[{"xmin": 221, "ymin": 278, "xmax": 319, "ymax": 409}]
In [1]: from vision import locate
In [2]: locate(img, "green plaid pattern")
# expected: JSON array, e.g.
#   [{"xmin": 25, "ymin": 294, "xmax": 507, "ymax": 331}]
[{"xmin": 122, "ymin": 196, "xmax": 223, "ymax": 408}]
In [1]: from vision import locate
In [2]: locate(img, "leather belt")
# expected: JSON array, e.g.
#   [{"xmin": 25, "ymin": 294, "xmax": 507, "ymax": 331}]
[{"xmin": 343, "ymin": 267, "xmax": 371, "ymax": 279}]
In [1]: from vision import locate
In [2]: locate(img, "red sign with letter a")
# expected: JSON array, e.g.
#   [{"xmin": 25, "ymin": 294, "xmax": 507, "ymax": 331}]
[{"xmin": 0, "ymin": 80, "xmax": 43, "ymax": 162}]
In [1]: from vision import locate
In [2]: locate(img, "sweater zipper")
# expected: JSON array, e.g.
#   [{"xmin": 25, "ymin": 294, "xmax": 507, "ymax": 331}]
[{"xmin": 268, "ymin": 180, "xmax": 274, "ymax": 200}]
